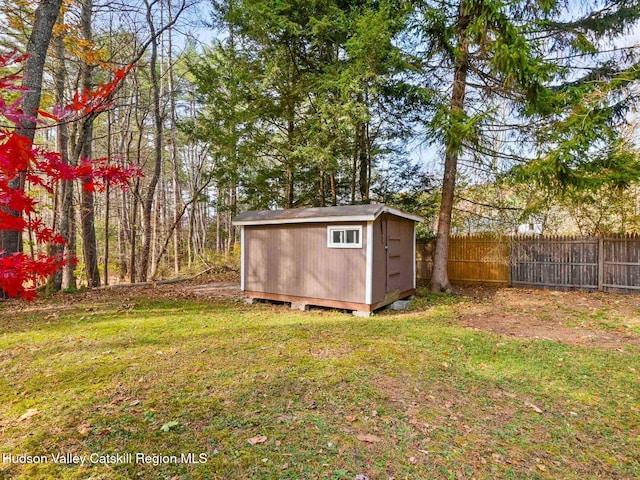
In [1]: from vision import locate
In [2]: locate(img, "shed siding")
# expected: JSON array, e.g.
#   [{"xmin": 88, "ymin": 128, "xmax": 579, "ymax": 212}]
[
  {"xmin": 372, "ymin": 216, "xmax": 387, "ymax": 304},
  {"xmin": 245, "ymin": 222, "xmax": 367, "ymax": 303},
  {"xmin": 372, "ymin": 214, "xmax": 416, "ymax": 303},
  {"xmin": 395, "ymin": 218, "xmax": 416, "ymax": 293}
]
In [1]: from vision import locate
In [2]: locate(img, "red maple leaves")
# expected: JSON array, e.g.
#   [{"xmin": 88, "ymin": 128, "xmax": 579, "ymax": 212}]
[
  {"xmin": 51, "ymin": 64, "xmax": 135, "ymax": 122},
  {"xmin": 0, "ymin": 53, "xmax": 141, "ymax": 299}
]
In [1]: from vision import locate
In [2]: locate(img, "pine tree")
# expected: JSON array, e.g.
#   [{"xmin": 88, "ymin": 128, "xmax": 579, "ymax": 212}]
[{"xmin": 412, "ymin": 0, "xmax": 640, "ymax": 292}]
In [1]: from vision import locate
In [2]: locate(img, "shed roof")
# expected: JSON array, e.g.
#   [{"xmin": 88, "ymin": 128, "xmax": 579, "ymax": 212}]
[{"xmin": 233, "ymin": 204, "xmax": 424, "ymax": 226}]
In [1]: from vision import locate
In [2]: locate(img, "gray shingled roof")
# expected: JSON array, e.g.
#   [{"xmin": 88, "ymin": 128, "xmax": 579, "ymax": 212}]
[{"xmin": 233, "ymin": 204, "xmax": 423, "ymax": 225}]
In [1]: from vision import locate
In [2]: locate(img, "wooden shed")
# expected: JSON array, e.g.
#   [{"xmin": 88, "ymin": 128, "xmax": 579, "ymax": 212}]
[{"xmin": 233, "ymin": 204, "xmax": 423, "ymax": 316}]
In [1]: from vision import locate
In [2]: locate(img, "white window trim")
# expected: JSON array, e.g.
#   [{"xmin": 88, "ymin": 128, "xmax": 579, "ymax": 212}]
[{"xmin": 327, "ymin": 225, "xmax": 363, "ymax": 249}]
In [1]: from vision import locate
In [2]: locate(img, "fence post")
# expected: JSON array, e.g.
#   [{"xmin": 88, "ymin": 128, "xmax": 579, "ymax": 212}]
[{"xmin": 598, "ymin": 236, "xmax": 604, "ymax": 291}]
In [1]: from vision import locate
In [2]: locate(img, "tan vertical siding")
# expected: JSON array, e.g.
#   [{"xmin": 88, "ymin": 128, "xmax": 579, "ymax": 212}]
[
  {"xmin": 386, "ymin": 217, "xmax": 403, "ymax": 291},
  {"xmin": 371, "ymin": 214, "xmax": 416, "ymax": 303},
  {"xmin": 245, "ymin": 222, "xmax": 367, "ymax": 303},
  {"xmin": 372, "ymin": 217, "xmax": 387, "ymax": 303},
  {"xmin": 393, "ymin": 217, "xmax": 416, "ymax": 294}
]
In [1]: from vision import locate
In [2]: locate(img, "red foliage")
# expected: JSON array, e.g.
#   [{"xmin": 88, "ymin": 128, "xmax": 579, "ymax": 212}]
[
  {"xmin": 53, "ymin": 65, "xmax": 135, "ymax": 122},
  {"xmin": 0, "ymin": 54, "xmax": 141, "ymax": 300},
  {"xmin": 0, "ymin": 253, "xmax": 61, "ymax": 300}
]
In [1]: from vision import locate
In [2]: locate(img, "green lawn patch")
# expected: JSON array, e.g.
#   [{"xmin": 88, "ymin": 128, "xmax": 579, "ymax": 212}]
[{"xmin": 1, "ymin": 292, "xmax": 638, "ymax": 479}]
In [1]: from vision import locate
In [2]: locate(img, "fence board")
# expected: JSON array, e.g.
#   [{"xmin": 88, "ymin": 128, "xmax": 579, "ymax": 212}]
[
  {"xmin": 416, "ymin": 235, "xmax": 510, "ymax": 286},
  {"xmin": 416, "ymin": 242, "xmax": 434, "ymax": 284},
  {"xmin": 417, "ymin": 234, "xmax": 640, "ymax": 293},
  {"xmin": 511, "ymin": 236, "xmax": 599, "ymax": 290},
  {"xmin": 602, "ymin": 234, "xmax": 640, "ymax": 293}
]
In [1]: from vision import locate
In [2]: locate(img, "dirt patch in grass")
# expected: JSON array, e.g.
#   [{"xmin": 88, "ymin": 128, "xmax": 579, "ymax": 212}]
[{"xmin": 452, "ymin": 286, "xmax": 640, "ymax": 349}]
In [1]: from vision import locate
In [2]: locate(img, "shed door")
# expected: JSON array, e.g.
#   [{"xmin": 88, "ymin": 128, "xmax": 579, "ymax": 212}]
[{"xmin": 385, "ymin": 216, "xmax": 402, "ymax": 292}]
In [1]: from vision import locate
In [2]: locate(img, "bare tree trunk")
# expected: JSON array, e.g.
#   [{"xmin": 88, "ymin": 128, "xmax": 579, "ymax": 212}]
[
  {"xmin": 129, "ymin": 182, "xmax": 139, "ymax": 282},
  {"xmin": 351, "ymin": 144, "xmax": 357, "ymax": 204},
  {"xmin": 139, "ymin": 0, "xmax": 163, "ymax": 282},
  {"xmin": 117, "ymin": 97, "xmax": 135, "ymax": 281},
  {"xmin": 150, "ymin": 171, "xmax": 162, "ymax": 277},
  {"xmin": 168, "ymin": 0, "xmax": 182, "ymax": 275},
  {"xmin": 319, "ymin": 172, "xmax": 325, "ymax": 207},
  {"xmin": 357, "ymin": 122, "xmax": 369, "ymax": 203},
  {"xmin": 50, "ymin": 32, "xmax": 71, "ymax": 291},
  {"xmin": 130, "ymin": 83, "xmax": 147, "ymax": 282},
  {"xmin": 78, "ymin": 0, "xmax": 100, "ymax": 288},
  {"xmin": 227, "ymin": 186, "xmax": 236, "ymax": 251},
  {"xmin": 199, "ymin": 202, "xmax": 207, "ymax": 254},
  {"xmin": 80, "ymin": 131, "xmax": 100, "ymax": 287},
  {"xmin": 103, "ymin": 16, "xmax": 116, "ymax": 287},
  {"xmin": 118, "ymin": 194, "xmax": 128, "ymax": 281},
  {"xmin": 104, "ymin": 110, "xmax": 112, "ymax": 286},
  {"xmin": 330, "ymin": 172, "xmax": 337, "ymax": 206},
  {"xmin": 216, "ymin": 187, "xmax": 222, "ymax": 252},
  {"xmin": 62, "ymin": 211, "xmax": 77, "ymax": 290},
  {"xmin": 188, "ymin": 201, "xmax": 195, "ymax": 267},
  {"xmin": 365, "ymin": 116, "xmax": 372, "ymax": 202},
  {"xmin": 1, "ymin": 0, "xmax": 63, "ymax": 282},
  {"xmin": 285, "ymin": 117, "xmax": 295, "ymax": 208},
  {"xmin": 430, "ymin": 0, "xmax": 471, "ymax": 293}
]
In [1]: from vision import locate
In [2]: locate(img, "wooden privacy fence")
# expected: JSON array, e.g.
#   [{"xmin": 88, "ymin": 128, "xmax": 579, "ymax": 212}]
[
  {"xmin": 416, "ymin": 234, "xmax": 510, "ymax": 287},
  {"xmin": 511, "ymin": 236, "xmax": 599, "ymax": 290},
  {"xmin": 417, "ymin": 234, "xmax": 640, "ymax": 293},
  {"xmin": 602, "ymin": 236, "xmax": 640, "ymax": 292}
]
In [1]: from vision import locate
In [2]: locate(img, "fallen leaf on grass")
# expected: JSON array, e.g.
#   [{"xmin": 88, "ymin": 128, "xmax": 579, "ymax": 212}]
[
  {"xmin": 356, "ymin": 433, "xmax": 381, "ymax": 443},
  {"xmin": 345, "ymin": 415, "xmax": 356, "ymax": 423},
  {"xmin": 77, "ymin": 423, "xmax": 91, "ymax": 436},
  {"xmin": 247, "ymin": 435, "xmax": 268, "ymax": 445},
  {"xmin": 524, "ymin": 400, "xmax": 543, "ymax": 413},
  {"xmin": 17, "ymin": 409, "xmax": 39, "ymax": 422},
  {"xmin": 111, "ymin": 395, "xmax": 126, "ymax": 405}
]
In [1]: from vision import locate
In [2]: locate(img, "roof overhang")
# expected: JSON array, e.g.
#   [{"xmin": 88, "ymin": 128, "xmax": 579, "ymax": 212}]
[{"xmin": 233, "ymin": 205, "xmax": 424, "ymax": 226}]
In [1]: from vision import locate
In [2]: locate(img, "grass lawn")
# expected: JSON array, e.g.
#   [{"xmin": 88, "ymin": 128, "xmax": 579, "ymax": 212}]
[{"xmin": 0, "ymin": 286, "xmax": 639, "ymax": 479}]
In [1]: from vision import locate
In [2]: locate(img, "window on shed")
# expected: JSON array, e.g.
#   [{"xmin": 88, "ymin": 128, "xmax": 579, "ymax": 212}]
[{"xmin": 327, "ymin": 225, "xmax": 362, "ymax": 248}]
